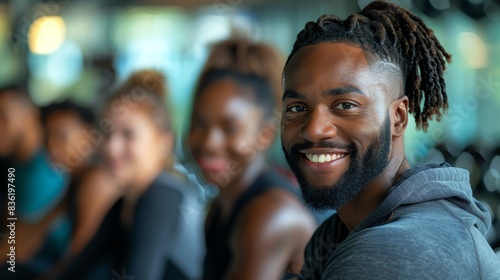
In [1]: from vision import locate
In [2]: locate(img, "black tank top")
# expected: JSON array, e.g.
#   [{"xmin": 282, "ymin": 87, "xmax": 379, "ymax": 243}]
[
  {"xmin": 202, "ymin": 169, "xmax": 298, "ymax": 280},
  {"xmin": 59, "ymin": 172, "xmax": 205, "ymax": 280}
]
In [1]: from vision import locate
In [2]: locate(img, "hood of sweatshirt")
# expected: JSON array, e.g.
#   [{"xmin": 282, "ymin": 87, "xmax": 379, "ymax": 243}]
[{"xmin": 352, "ymin": 163, "xmax": 492, "ymax": 235}]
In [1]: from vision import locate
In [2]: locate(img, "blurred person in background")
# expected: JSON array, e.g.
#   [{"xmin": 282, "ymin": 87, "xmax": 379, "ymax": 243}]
[
  {"xmin": 280, "ymin": 1, "xmax": 500, "ymax": 279},
  {"xmin": 39, "ymin": 100, "xmax": 122, "ymax": 278},
  {"xmin": 0, "ymin": 85, "xmax": 70, "ymax": 278},
  {"xmin": 189, "ymin": 38, "xmax": 316, "ymax": 280},
  {"xmin": 41, "ymin": 100, "xmax": 97, "ymax": 175},
  {"xmin": 59, "ymin": 70, "xmax": 205, "ymax": 280}
]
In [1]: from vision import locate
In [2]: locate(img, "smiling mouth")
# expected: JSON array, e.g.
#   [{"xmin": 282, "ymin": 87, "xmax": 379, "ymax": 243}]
[
  {"xmin": 304, "ymin": 153, "xmax": 348, "ymax": 163},
  {"xmin": 197, "ymin": 157, "xmax": 230, "ymax": 172}
]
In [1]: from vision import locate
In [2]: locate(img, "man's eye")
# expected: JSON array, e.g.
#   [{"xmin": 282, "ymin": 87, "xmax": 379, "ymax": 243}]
[
  {"xmin": 334, "ymin": 102, "xmax": 355, "ymax": 110},
  {"xmin": 287, "ymin": 106, "xmax": 307, "ymax": 113}
]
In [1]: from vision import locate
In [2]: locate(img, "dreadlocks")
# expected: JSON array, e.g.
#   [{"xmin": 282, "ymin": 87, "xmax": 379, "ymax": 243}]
[{"xmin": 284, "ymin": 0, "xmax": 452, "ymax": 131}]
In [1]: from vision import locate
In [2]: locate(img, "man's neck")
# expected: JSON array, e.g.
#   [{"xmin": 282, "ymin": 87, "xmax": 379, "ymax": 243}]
[{"xmin": 337, "ymin": 155, "xmax": 410, "ymax": 231}]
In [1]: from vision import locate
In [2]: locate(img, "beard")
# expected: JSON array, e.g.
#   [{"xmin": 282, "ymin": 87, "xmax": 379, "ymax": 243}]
[{"xmin": 282, "ymin": 115, "xmax": 391, "ymax": 211}]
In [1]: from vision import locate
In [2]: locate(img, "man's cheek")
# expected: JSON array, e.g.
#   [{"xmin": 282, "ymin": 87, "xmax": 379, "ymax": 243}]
[{"xmin": 280, "ymin": 131, "xmax": 293, "ymax": 151}]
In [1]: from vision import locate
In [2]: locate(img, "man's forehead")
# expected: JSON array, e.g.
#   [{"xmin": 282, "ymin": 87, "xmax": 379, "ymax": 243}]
[
  {"xmin": 283, "ymin": 42, "xmax": 403, "ymax": 100},
  {"xmin": 283, "ymin": 43, "xmax": 366, "ymax": 90},
  {"xmin": 286, "ymin": 42, "xmax": 367, "ymax": 71},
  {"xmin": 286, "ymin": 42, "xmax": 401, "ymax": 74}
]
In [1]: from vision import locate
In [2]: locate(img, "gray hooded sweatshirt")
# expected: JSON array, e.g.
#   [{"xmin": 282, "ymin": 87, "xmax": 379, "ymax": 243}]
[{"xmin": 300, "ymin": 163, "xmax": 500, "ymax": 280}]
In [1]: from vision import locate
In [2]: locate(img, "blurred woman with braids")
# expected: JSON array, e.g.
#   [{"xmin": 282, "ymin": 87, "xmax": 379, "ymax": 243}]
[
  {"xmin": 58, "ymin": 70, "xmax": 205, "ymax": 280},
  {"xmin": 189, "ymin": 38, "xmax": 316, "ymax": 280},
  {"xmin": 280, "ymin": 1, "xmax": 500, "ymax": 279}
]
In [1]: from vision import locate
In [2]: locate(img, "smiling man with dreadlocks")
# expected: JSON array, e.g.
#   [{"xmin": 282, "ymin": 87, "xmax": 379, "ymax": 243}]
[{"xmin": 280, "ymin": 1, "xmax": 500, "ymax": 279}]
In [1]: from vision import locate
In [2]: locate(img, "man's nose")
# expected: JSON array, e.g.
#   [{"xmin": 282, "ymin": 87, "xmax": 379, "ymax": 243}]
[{"xmin": 301, "ymin": 107, "xmax": 337, "ymax": 143}]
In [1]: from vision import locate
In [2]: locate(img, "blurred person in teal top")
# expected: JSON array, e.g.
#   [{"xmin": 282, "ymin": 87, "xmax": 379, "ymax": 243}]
[
  {"xmin": 0, "ymin": 85, "xmax": 70, "ymax": 278},
  {"xmin": 38, "ymin": 99, "xmax": 126, "ymax": 279}
]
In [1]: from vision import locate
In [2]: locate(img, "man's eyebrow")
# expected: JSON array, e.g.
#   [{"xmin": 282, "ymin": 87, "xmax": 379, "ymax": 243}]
[
  {"xmin": 326, "ymin": 86, "xmax": 366, "ymax": 96},
  {"xmin": 282, "ymin": 86, "xmax": 365, "ymax": 100},
  {"xmin": 282, "ymin": 90, "xmax": 305, "ymax": 100}
]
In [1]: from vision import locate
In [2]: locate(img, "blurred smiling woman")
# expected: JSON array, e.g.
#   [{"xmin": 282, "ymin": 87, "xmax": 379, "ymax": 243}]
[
  {"xmin": 60, "ymin": 70, "xmax": 205, "ymax": 280},
  {"xmin": 189, "ymin": 38, "xmax": 316, "ymax": 280},
  {"xmin": 102, "ymin": 70, "xmax": 204, "ymax": 280}
]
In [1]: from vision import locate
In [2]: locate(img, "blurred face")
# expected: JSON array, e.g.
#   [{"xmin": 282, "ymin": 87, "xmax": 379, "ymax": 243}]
[
  {"xmin": 189, "ymin": 78, "xmax": 271, "ymax": 188},
  {"xmin": 0, "ymin": 92, "xmax": 30, "ymax": 157},
  {"xmin": 45, "ymin": 111, "xmax": 92, "ymax": 167},
  {"xmin": 102, "ymin": 106, "xmax": 169, "ymax": 185},
  {"xmin": 281, "ymin": 43, "xmax": 396, "ymax": 210}
]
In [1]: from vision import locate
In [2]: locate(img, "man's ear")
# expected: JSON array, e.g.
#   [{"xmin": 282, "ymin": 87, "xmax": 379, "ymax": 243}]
[{"xmin": 390, "ymin": 96, "xmax": 409, "ymax": 138}]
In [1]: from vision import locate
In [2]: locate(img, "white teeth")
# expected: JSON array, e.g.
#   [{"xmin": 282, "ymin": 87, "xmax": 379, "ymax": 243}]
[
  {"xmin": 305, "ymin": 153, "xmax": 345, "ymax": 163},
  {"xmin": 312, "ymin": 154, "xmax": 319, "ymax": 162},
  {"xmin": 318, "ymin": 154, "xmax": 326, "ymax": 163}
]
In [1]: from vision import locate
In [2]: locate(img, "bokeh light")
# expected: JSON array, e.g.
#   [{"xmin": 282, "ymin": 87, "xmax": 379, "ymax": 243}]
[
  {"xmin": 28, "ymin": 16, "xmax": 66, "ymax": 54},
  {"xmin": 459, "ymin": 31, "xmax": 488, "ymax": 68}
]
